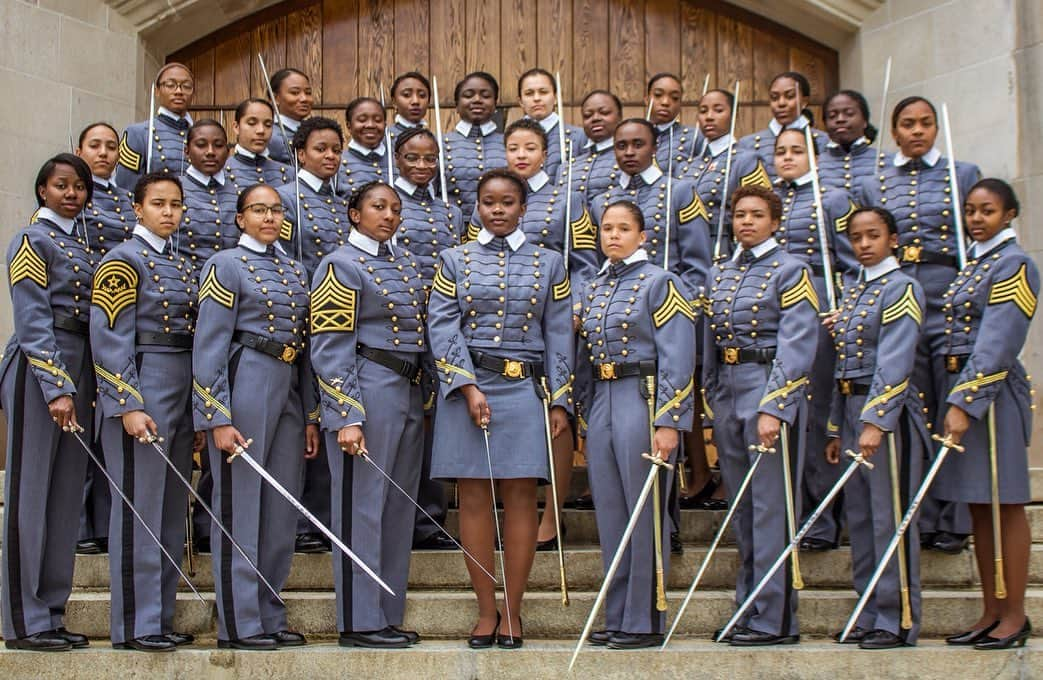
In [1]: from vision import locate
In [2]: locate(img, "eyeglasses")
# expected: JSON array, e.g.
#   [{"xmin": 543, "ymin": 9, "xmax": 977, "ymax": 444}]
[
  {"xmin": 243, "ymin": 203, "xmax": 286, "ymax": 217},
  {"xmin": 402, "ymin": 153, "xmax": 439, "ymax": 166},
  {"xmin": 158, "ymin": 80, "xmax": 195, "ymax": 93}
]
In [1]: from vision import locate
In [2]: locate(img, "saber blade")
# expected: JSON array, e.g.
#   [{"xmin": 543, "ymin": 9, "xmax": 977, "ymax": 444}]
[{"xmin": 482, "ymin": 425, "xmax": 514, "ymax": 641}]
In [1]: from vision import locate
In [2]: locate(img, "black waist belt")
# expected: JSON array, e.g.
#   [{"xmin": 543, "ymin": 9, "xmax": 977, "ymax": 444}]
[
  {"xmin": 137, "ymin": 332, "xmax": 193, "ymax": 348},
  {"xmin": 357, "ymin": 344, "xmax": 421, "ymax": 384},
  {"xmin": 234, "ymin": 331, "xmax": 300, "ymax": 364},
  {"xmin": 836, "ymin": 378, "xmax": 871, "ymax": 396},
  {"xmin": 898, "ymin": 245, "xmax": 957, "ymax": 269},
  {"xmin": 593, "ymin": 360, "xmax": 655, "ymax": 382},
  {"xmin": 718, "ymin": 347, "xmax": 776, "ymax": 365},
  {"xmin": 945, "ymin": 354, "xmax": 969, "ymax": 374},
  {"xmin": 53, "ymin": 314, "xmax": 88, "ymax": 336},
  {"xmin": 470, "ymin": 350, "xmax": 540, "ymax": 380}
]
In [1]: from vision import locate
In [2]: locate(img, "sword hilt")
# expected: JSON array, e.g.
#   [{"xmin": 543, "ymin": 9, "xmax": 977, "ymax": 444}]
[
  {"xmin": 844, "ymin": 449, "xmax": 875, "ymax": 470},
  {"xmin": 931, "ymin": 433, "xmax": 966, "ymax": 452},
  {"xmin": 748, "ymin": 444, "xmax": 777, "ymax": 454},
  {"xmin": 226, "ymin": 438, "xmax": 254, "ymax": 464},
  {"xmin": 641, "ymin": 452, "xmax": 674, "ymax": 470}
]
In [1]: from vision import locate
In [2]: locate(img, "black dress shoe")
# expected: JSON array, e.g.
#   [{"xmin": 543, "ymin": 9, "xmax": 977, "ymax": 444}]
[
  {"xmin": 412, "ymin": 533, "xmax": 458, "ymax": 550},
  {"xmin": 268, "ymin": 630, "xmax": 306, "ymax": 647},
  {"xmin": 537, "ymin": 524, "xmax": 567, "ymax": 552},
  {"xmin": 713, "ymin": 625, "xmax": 747, "ymax": 643},
  {"xmin": 388, "ymin": 626, "xmax": 420, "ymax": 645},
  {"xmin": 295, "ymin": 533, "xmax": 327, "ymax": 554},
  {"xmin": 946, "ymin": 621, "xmax": 999, "ymax": 645},
  {"xmin": 919, "ymin": 532, "xmax": 937, "ymax": 549},
  {"xmin": 194, "ymin": 536, "xmax": 211, "ymax": 554},
  {"xmin": 217, "ymin": 634, "xmax": 279, "ymax": 650},
  {"xmin": 54, "ymin": 628, "xmax": 89, "ymax": 648},
  {"xmin": 587, "ymin": 630, "xmax": 618, "ymax": 646},
  {"xmin": 974, "ymin": 619, "xmax": 1031, "ymax": 650},
  {"xmin": 671, "ymin": 531, "xmax": 683, "ymax": 556},
  {"xmin": 76, "ymin": 538, "xmax": 103, "ymax": 555},
  {"xmin": 339, "ymin": 629, "xmax": 411, "ymax": 648},
  {"xmin": 833, "ymin": 626, "xmax": 870, "ymax": 643},
  {"xmin": 572, "ymin": 493, "xmax": 595, "ymax": 510},
  {"xmin": 114, "ymin": 635, "xmax": 177, "ymax": 652},
  {"xmin": 165, "ymin": 631, "xmax": 194, "ymax": 646},
  {"xmin": 729, "ymin": 629, "xmax": 800, "ymax": 646},
  {"xmin": 799, "ymin": 537, "xmax": 837, "ymax": 552},
  {"xmin": 607, "ymin": 632, "xmax": 664, "ymax": 649},
  {"xmin": 4, "ymin": 631, "xmax": 72, "ymax": 651},
  {"xmin": 467, "ymin": 613, "xmax": 500, "ymax": 649},
  {"xmin": 931, "ymin": 531, "xmax": 970, "ymax": 554},
  {"xmin": 859, "ymin": 629, "xmax": 907, "ymax": 649},
  {"xmin": 497, "ymin": 619, "xmax": 523, "ymax": 649}
]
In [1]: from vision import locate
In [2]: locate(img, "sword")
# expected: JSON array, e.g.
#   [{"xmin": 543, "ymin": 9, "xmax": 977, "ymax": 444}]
[
  {"xmin": 226, "ymin": 438, "xmax": 394, "ymax": 596},
  {"xmin": 379, "ymin": 83, "xmax": 396, "ymax": 183},
  {"xmin": 146, "ymin": 82, "xmax": 156, "ymax": 175},
  {"xmin": 875, "ymin": 57, "xmax": 893, "ymax": 170},
  {"xmin": 432, "ymin": 76, "xmax": 449, "ymax": 206},
  {"xmin": 644, "ymin": 376, "xmax": 667, "ymax": 612},
  {"xmin": 663, "ymin": 125, "xmax": 674, "ymax": 272},
  {"xmin": 717, "ymin": 449, "xmax": 872, "ymax": 642},
  {"xmin": 67, "ymin": 426, "xmax": 205, "ymax": 603},
  {"xmin": 712, "ymin": 81, "xmax": 741, "ymax": 262},
  {"xmin": 887, "ymin": 431, "xmax": 914, "ymax": 629},
  {"xmin": 538, "ymin": 377, "xmax": 569, "ymax": 606},
  {"xmin": 805, "ymin": 124, "xmax": 837, "ymax": 311},
  {"xmin": 563, "ymin": 138, "xmax": 573, "ymax": 272},
  {"xmin": 838, "ymin": 434, "xmax": 965, "ymax": 641},
  {"xmin": 145, "ymin": 434, "xmax": 285, "ymax": 605},
  {"xmin": 988, "ymin": 403, "xmax": 1007, "ymax": 599},
  {"xmin": 356, "ymin": 448, "xmax": 496, "ymax": 583},
  {"xmin": 663, "ymin": 444, "xmax": 772, "ymax": 648},
  {"xmin": 481, "ymin": 424, "xmax": 513, "ymax": 641},
  {"xmin": 569, "ymin": 452, "xmax": 673, "ymax": 672},
  {"xmin": 940, "ymin": 103, "xmax": 968, "ymax": 269},
  {"xmin": 779, "ymin": 420, "xmax": 804, "ymax": 590},
  {"xmin": 555, "ymin": 71, "xmax": 568, "ymax": 182},
  {"xmin": 258, "ymin": 53, "xmax": 303, "ymax": 263}
]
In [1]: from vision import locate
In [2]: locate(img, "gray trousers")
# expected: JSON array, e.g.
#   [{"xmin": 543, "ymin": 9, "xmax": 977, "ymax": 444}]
[
  {"xmin": 1, "ymin": 335, "xmax": 92, "ymax": 639},
  {"xmin": 586, "ymin": 376, "xmax": 673, "ymax": 634},
  {"xmin": 209, "ymin": 349, "xmax": 304, "ymax": 640},
  {"xmin": 79, "ymin": 455, "xmax": 111, "ymax": 542},
  {"xmin": 327, "ymin": 358, "xmax": 423, "ymax": 632},
  {"xmin": 102, "ymin": 350, "xmax": 193, "ymax": 643}
]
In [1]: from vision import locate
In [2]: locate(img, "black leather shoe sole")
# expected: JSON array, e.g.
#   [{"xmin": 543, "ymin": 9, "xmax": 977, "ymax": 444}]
[
  {"xmin": 4, "ymin": 636, "xmax": 71, "ymax": 652},
  {"xmin": 217, "ymin": 637, "xmax": 278, "ymax": 651},
  {"xmin": 588, "ymin": 630, "xmax": 617, "ymax": 646},
  {"xmin": 729, "ymin": 632, "xmax": 800, "ymax": 646},
  {"xmin": 799, "ymin": 538, "xmax": 837, "ymax": 552},
  {"xmin": 858, "ymin": 631, "xmax": 907, "ymax": 650},
  {"xmin": 338, "ymin": 634, "xmax": 411, "ymax": 649},
  {"xmin": 607, "ymin": 633, "xmax": 664, "ymax": 649},
  {"xmin": 113, "ymin": 637, "xmax": 177, "ymax": 652}
]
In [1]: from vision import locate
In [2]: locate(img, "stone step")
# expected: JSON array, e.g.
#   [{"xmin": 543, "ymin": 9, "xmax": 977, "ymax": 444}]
[
  {"xmin": 55, "ymin": 544, "xmax": 1043, "ymax": 591},
  {"xmin": 0, "ymin": 640, "xmax": 1037, "ymax": 680},
  {"xmin": 58, "ymin": 589, "xmax": 1043, "ymax": 639}
]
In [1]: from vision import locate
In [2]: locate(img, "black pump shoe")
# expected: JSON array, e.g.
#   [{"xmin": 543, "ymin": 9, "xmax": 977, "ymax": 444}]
[
  {"xmin": 468, "ymin": 613, "xmax": 500, "ymax": 649},
  {"xmin": 497, "ymin": 619, "xmax": 523, "ymax": 649},
  {"xmin": 946, "ymin": 621, "xmax": 999, "ymax": 645},
  {"xmin": 974, "ymin": 619, "xmax": 1031, "ymax": 650}
]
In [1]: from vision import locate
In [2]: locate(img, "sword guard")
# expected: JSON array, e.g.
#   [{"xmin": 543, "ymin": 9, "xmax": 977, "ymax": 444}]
[
  {"xmin": 844, "ymin": 449, "xmax": 875, "ymax": 470},
  {"xmin": 748, "ymin": 443, "xmax": 777, "ymax": 454},
  {"xmin": 226, "ymin": 438, "xmax": 254, "ymax": 464},
  {"xmin": 641, "ymin": 452, "xmax": 674, "ymax": 470},
  {"xmin": 931, "ymin": 433, "xmax": 966, "ymax": 452}
]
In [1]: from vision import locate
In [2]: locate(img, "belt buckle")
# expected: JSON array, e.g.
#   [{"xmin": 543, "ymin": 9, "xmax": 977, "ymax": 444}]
[
  {"xmin": 946, "ymin": 355, "xmax": 959, "ymax": 373},
  {"xmin": 599, "ymin": 362, "xmax": 617, "ymax": 380},
  {"xmin": 723, "ymin": 347, "xmax": 740, "ymax": 365},
  {"xmin": 503, "ymin": 359, "xmax": 524, "ymax": 379},
  {"xmin": 280, "ymin": 345, "xmax": 298, "ymax": 364},
  {"xmin": 901, "ymin": 245, "xmax": 922, "ymax": 263},
  {"xmin": 839, "ymin": 379, "xmax": 852, "ymax": 396}
]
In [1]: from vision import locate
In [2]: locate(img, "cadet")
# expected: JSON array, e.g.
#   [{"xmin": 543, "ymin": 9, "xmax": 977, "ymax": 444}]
[
  {"xmin": 267, "ymin": 68, "xmax": 314, "ymax": 165},
  {"xmin": 857, "ymin": 96, "xmax": 980, "ymax": 554},
  {"xmin": 1, "ymin": 154, "xmax": 94, "ymax": 651},
  {"xmin": 226, "ymin": 98, "xmax": 294, "ymax": 194},
  {"xmin": 572, "ymin": 90, "xmax": 622, "ymax": 205},
  {"xmin": 310, "ymin": 181, "xmax": 426, "ymax": 648},
  {"xmin": 77, "ymin": 122, "xmax": 135, "ymax": 256},
  {"xmin": 429, "ymin": 169, "xmax": 574, "ymax": 649},
  {"xmin": 340, "ymin": 97, "xmax": 393, "ymax": 198},
  {"xmin": 703, "ymin": 185, "xmax": 819, "ymax": 645},
  {"xmin": 772, "ymin": 127, "xmax": 858, "ymax": 552},
  {"xmin": 181, "ymin": 119, "xmax": 238, "ymax": 269},
  {"xmin": 517, "ymin": 68, "xmax": 586, "ymax": 182},
  {"xmin": 818, "ymin": 90, "xmax": 883, "ymax": 193},
  {"xmin": 825, "ymin": 207, "xmax": 928, "ymax": 649},
  {"xmin": 192, "ymin": 183, "xmax": 315, "ymax": 650},
  {"xmin": 90, "ymin": 173, "xmax": 196, "ymax": 652},
  {"xmin": 938, "ymin": 179, "xmax": 1036, "ymax": 650},
  {"xmin": 115, "ymin": 63, "xmax": 195, "ymax": 190},
  {"xmin": 646, "ymin": 73, "xmax": 704, "ymax": 178},
  {"xmin": 738, "ymin": 71, "xmax": 827, "ymax": 183},
  {"xmin": 577, "ymin": 201, "xmax": 696, "ymax": 649},
  {"xmin": 388, "ymin": 71, "xmax": 431, "ymax": 145},
  {"xmin": 444, "ymin": 71, "xmax": 506, "ymax": 220}
]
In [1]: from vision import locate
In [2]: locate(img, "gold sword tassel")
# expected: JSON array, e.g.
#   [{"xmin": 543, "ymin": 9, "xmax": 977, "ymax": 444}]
[
  {"xmin": 646, "ymin": 375, "xmax": 668, "ymax": 611},
  {"xmin": 988, "ymin": 403, "xmax": 1007, "ymax": 599},
  {"xmin": 888, "ymin": 432, "xmax": 913, "ymax": 629}
]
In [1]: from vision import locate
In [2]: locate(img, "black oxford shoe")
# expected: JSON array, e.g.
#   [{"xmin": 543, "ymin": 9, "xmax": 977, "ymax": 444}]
[
  {"xmin": 946, "ymin": 621, "xmax": 999, "ymax": 645},
  {"xmin": 799, "ymin": 537, "xmax": 837, "ymax": 552},
  {"xmin": 166, "ymin": 631, "xmax": 194, "ymax": 646},
  {"xmin": 113, "ymin": 635, "xmax": 177, "ymax": 652},
  {"xmin": 930, "ymin": 531, "xmax": 969, "ymax": 554},
  {"xmin": 75, "ymin": 538, "xmax": 103, "ymax": 555},
  {"xmin": 4, "ymin": 631, "xmax": 71, "ymax": 651},
  {"xmin": 54, "ymin": 628, "xmax": 89, "ymax": 648},
  {"xmin": 832, "ymin": 626, "xmax": 870, "ymax": 643},
  {"xmin": 268, "ymin": 630, "xmax": 306, "ymax": 647},
  {"xmin": 294, "ymin": 533, "xmax": 327, "ymax": 554},
  {"xmin": 339, "ymin": 629, "xmax": 411, "ymax": 649},
  {"xmin": 607, "ymin": 632, "xmax": 664, "ymax": 649},
  {"xmin": 713, "ymin": 625, "xmax": 748, "ymax": 643},
  {"xmin": 587, "ymin": 630, "xmax": 617, "ymax": 646},
  {"xmin": 859, "ymin": 629, "xmax": 907, "ymax": 650},
  {"xmin": 217, "ymin": 634, "xmax": 278, "ymax": 651},
  {"xmin": 389, "ymin": 626, "xmax": 420, "ymax": 645},
  {"xmin": 729, "ymin": 629, "xmax": 800, "ymax": 646},
  {"xmin": 413, "ymin": 533, "xmax": 458, "ymax": 550}
]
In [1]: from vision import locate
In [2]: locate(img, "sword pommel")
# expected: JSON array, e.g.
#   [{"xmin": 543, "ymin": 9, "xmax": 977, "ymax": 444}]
[
  {"xmin": 844, "ymin": 449, "xmax": 875, "ymax": 470},
  {"xmin": 641, "ymin": 452, "xmax": 674, "ymax": 470},
  {"xmin": 931, "ymin": 433, "xmax": 966, "ymax": 452}
]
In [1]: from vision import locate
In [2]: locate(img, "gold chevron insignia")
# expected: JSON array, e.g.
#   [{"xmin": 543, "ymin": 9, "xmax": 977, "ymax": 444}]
[
  {"xmin": 465, "ymin": 221, "xmax": 481, "ymax": 243},
  {"xmin": 198, "ymin": 267, "xmax": 236, "ymax": 309},
  {"xmin": 881, "ymin": 283, "xmax": 923, "ymax": 325},
  {"xmin": 118, "ymin": 133, "xmax": 141, "ymax": 172},
  {"xmin": 310, "ymin": 264, "xmax": 357, "ymax": 333},
  {"xmin": 431, "ymin": 266, "xmax": 457, "ymax": 298},
  {"xmin": 552, "ymin": 275, "xmax": 572, "ymax": 301},
  {"xmin": 740, "ymin": 162, "xmax": 771, "ymax": 188},
  {"xmin": 653, "ymin": 280, "xmax": 696, "ymax": 328},
  {"xmin": 279, "ymin": 218, "xmax": 294, "ymax": 241},
  {"xmin": 861, "ymin": 378, "xmax": 909, "ymax": 415},
  {"xmin": 780, "ymin": 269, "xmax": 820, "ymax": 311},
  {"xmin": 570, "ymin": 210, "xmax": 597, "ymax": 250},
  {"xmin": 9, "ymin": 235, "xmax": 48, "ymax": 288},
  {"xmin": 678, "ymin": 193, "xmax": 709, "ymax": 224},
  {"xmin": 92, "ymin": 260, "xmax": 138, "ymax": 328},
  {"xmin": 988, "ymin": 263, "xmax": 1037, "ymax": 318},
  {"xmin": 835, "ymin": 200, "xmax": 858, "ymax": 232}
]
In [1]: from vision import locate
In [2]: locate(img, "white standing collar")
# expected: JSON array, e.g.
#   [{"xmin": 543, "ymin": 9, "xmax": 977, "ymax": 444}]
[
  {"xmin": 598, "ymin": 246, "xmax": 649, "ymax": 274},
  {"xmin": 477, "ymin": 227, "xmax": 526, "ymax": 251},
  {"xmin": 238, "ymin": 231, "xmax": 286, "ymax": 255},
  {"xmin": 731, "ymin": 236, "xmax": 779, "ymax": 262},
  {"xmin": 893, "ymin": 147, "xmax": 942, "ymax": 168},
  {"xmin": 186, "ymin": 165, "xmax": 226, "ymax": 186},
  {"xmin": 133, "ymin": 223, "xmax": 169, "ymax": 253},
  {"xmin": 36, "ymin": 207, "xmax": 76, "ymax": 234},
  {"xmin": 862, "ymin": 255, "xmax": 900, "ymax": 282},
  {"xmin": 348, "ymin": 227, "xmax": 395, "ymax": 256}
]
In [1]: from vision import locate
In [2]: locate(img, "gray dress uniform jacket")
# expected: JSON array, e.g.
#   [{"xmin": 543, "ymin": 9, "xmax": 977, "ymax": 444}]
[
  {"xmin": 82, "ymin": 176, "xmax": 135, "ymax": 256},
  {"xmin": 180, "ymin": 167, "xmax": 239, "ymax": 270},
  {"xmin": 277, "ymin": 168, "xmax": 349, "ymax": 275},
  {"xmin": 267, "ymin": 114, "xmax": 301, "ymax": 165},
  {"xmin": 225, "ymin": 145, "xmax": 294, "ymax": 195},
  {"xmin": 1, "ymin": 209, "xmax": 95, "ymax": 640},
  {"xmin": 442, "ymin": 121, "xmax": 507, "ymax": 220},
  {"xmin": 569, "ymin": 139, "xmax": 620, "ymax": 207},
  {"xmin": 738, "ymin": 117, "xmax": 828, "ymax": 184},
  {"xmin": 655, "ymin": 120, "xmax": 705, "ymax": 179},
  {"xmin": 115, "ymin": 109, "xmax": 192, "ymax": 191},
  {"xmin": 339, "ymin": 140, "xmax": 393, "ymax": 199},
  {"xmin": 526, "ymin": 113, "xmax": 587, "ymax": 184},
  {"xmin": 817, "ymin": 137, "xmax": 883, "ymax": 193}
]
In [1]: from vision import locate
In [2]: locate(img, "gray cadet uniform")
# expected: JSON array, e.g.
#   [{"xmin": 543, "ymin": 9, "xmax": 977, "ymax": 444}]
[
  {"xmin": 83, "ymin": 176, "xmax": 135, "ymax": 256},
  {"xmin": 680, "ymin": 134, "xmax": 771, "ymax": 258},
  {"xmin": 933, "ymin": 230, "xmax": 1038, "ymax": 504},
  {"xmin": 576, "ymin": 250, "xmax": 696, "ymax": 634},
  {"xmin": 570, "ymin": 139, "xmax": 620, "ymax": 206},
  {"xmin": 115, "ymin": 108, "xmax": 192, "ymax": 191},
  {"xmin": 817, "ymin": 137, "xmax": 883, "ymax": 193},
  {"xmin": 225, "ymin": 145, "xmax": 294, "ymax": 195},
  {"xmin": 738, "ymin": 117, "xmax": 828, "ymax": 184},
  {"xmin": 703, "ymin": 237, "xmax": 820, "ymax": 637},
  {"xmin": 828, "ymin": 259, "xmax": 928, "ymax": 644},
  {"xmin": 192, "ymin": 234, "xmax": 314, "ymax": 641},
  {"xmin": 90, "ymin": 226, "xmax": 196, "ymax": 644},
  {"xmin": 181, "ymin": 166, "xmax": 239, "ymax": 270},
  {"xmin": 1, "ymin": 209, "xmax": 95, "ymax": 641},
  {"xmin": 443, "ymin": 120, "xmax": 507, "ymax": 220},
  {"xmin": 655, "ymin": 120, "xmax": 705, "ymax": 179},
  {"xmin": 388, "ymin": 116, "xmax": 425, "ymax": 150},
  {"xmin": 309, "ymin": 229, "xmax": 426, "ymax": 632},
  {"xmin": 856, "ymin": 148, "xmax": 980, "ymax": 536},
  {"xmin": 339, "ymin": 140, "xmax": 393, "ymax": 199},
  {"xmin": 267, "ymin": 114, "xmax": 301, "ymax": 165},
  {"xmin": 428, "ymin": 228, "xmax": 575, "ymax": 480},
  {"xmin": 774, "ymin": 173, "xmax": 859, "ymax": 545},
  {"xmin": 528, "ymin": 113, "xmax": 587, "ymax": 184}
]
